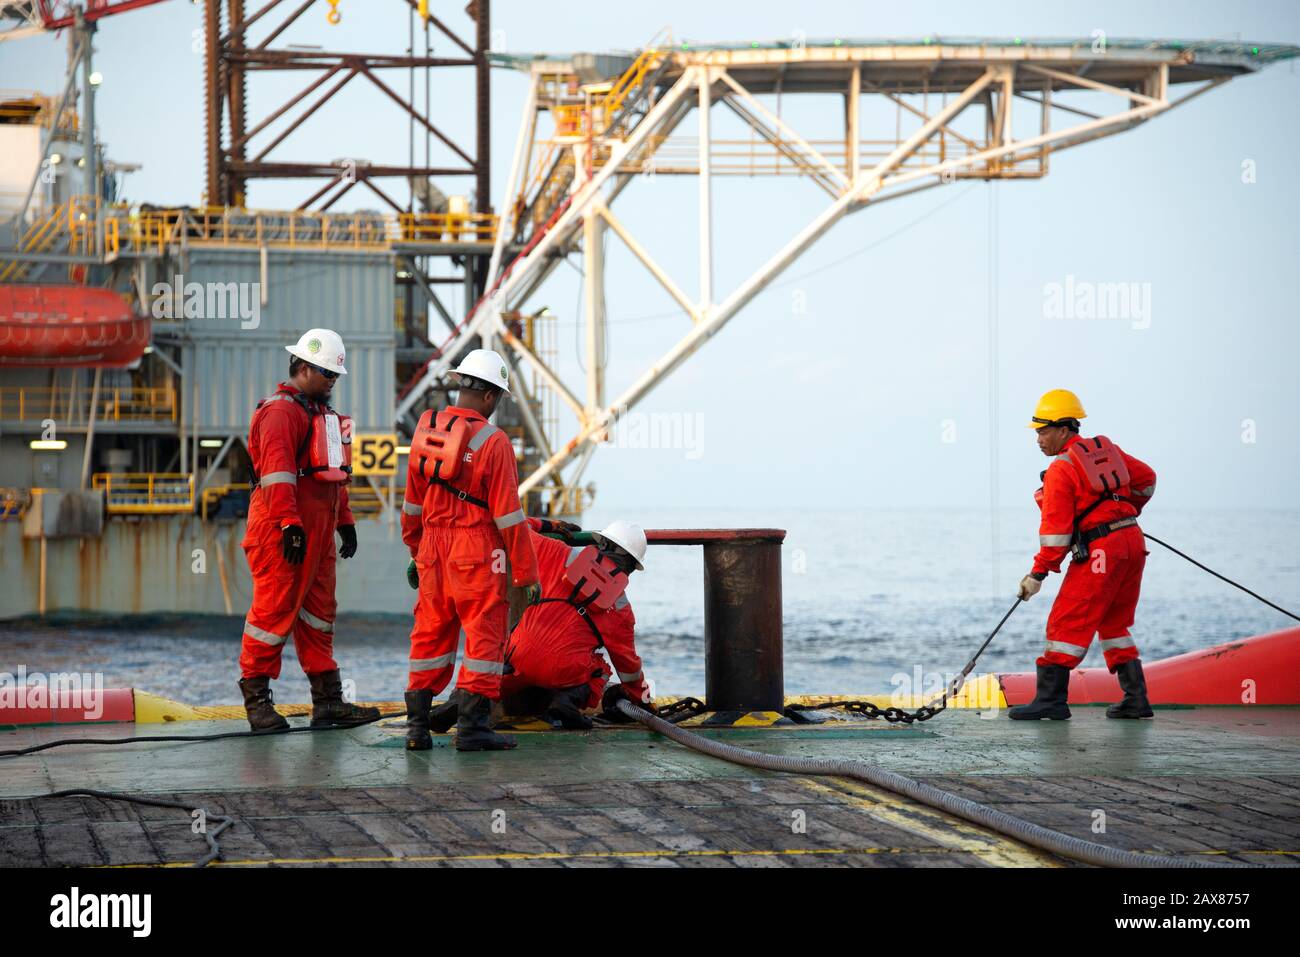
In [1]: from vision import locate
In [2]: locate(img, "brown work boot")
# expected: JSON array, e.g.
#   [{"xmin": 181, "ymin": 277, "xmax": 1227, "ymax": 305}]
[
  {"xmin": 307, "ymin": 669, "xmax": 381, "ymax": 728},
  {"xmin": 239, "ymin": 676, "xmax": 290, "ymax": 733}
]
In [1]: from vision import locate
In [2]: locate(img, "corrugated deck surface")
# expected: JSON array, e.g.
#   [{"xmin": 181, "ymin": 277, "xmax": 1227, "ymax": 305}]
[{"xmin": 1, "ymin": 707, "xmax": 1297, "ymax": 867}]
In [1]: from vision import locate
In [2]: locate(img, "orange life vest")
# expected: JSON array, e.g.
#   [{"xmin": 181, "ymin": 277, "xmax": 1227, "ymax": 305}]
[
  {"xmin": 411, "ymin": 413, "xmax": 471, "ymax": 482},
  {"xmin": 516, "ymin": 545, "xmax": 629, "ymax": 648},
  {"xmin": 1034, "ymin": 435, "xmax": 1138, "ymax": 562},
  {"xmin": 301, "ymin": 410, "xmax": 352, "ymax": 482},
  {"xmin": 563, "ymin": 545, "xmax": 629, "ymax": 611},
  {"xmin": 1034, "ymin": 435, "xmax": 1130, "ymax": 509},
  {"xmin": 409, "ymin": 410, "xmax": 496, "ymax": 509},
  {"xmin": 254, "ymin": 391, "xmax": 352, "ymax": 484}
]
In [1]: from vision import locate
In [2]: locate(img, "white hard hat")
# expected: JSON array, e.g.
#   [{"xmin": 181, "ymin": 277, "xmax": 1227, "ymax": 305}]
[
  {"xmin": 453, "ymin": 348, "xmax": 511, "ymax": 395},
  {"xmin": 594, "ymin": 520, "xmax": 647, "ymax": 571},
  {"xmin": 286, "ymin": 328, "xmax": 347, "ymax": 375}
]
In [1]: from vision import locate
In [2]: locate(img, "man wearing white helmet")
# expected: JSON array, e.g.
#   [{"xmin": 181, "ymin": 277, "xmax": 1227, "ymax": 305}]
[
  {"xmin": 237, "ymin": 329, "xmax": 379, "ymax": 732},
  {"xmin": 495, "ymin": 518, "xmax": 653, "ymax": 730},
  {"xmin": 401, "ymin": 348, "xmax": 540, "ymax": 752}
]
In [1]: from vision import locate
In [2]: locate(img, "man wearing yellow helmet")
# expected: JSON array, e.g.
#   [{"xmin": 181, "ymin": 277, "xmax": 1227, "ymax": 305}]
[{"xmin": 1010, "ymin": 389, "xmax": 1159, "ymax": 721}]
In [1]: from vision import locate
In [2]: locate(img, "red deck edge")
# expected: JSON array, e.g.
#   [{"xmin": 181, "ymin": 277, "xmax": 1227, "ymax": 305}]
[
  {"xmin": 0, "ymin": 687, "xmax": 135, "ymax": 725},
  {"xmin": 998, "ymin": 626, "xmax": 1300, "ymax": 705}
]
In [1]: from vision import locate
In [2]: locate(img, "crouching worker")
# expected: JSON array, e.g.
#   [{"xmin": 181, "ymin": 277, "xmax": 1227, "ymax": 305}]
[
  {"xmin": 238, "ymin": 329, "xmax": 380, "ymax": 732},
  {"xmin": 402, "ymin": 349, "xmax": 539, "ymax": 752},
  {"xmin": 499, "ymin": 519, "xmax": 654, "ymax": 730}
]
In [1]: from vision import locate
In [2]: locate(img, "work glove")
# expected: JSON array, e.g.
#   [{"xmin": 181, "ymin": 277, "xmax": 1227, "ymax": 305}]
[
  {"xmin": 281, "ymin": 524, "xmax": 306, "ymax": 565},
  {"xmin": 338, "ymin": 524, "xmax": 358, "ymax": 560},
  {"xmin": 1017, "ymin": 572, "xmax": 1047, "ymax": 601},
  {"xmin": 600, "ymin": 684, "xmax": 655, "ymax": 721},
  {"xmin": 538, "ymin": 519, "xmax": 584, "ymax": 543},
  {"xmin": 523, "ymin": 582, "xmax": 542, "ymax": 606},
  {"xmin": 406, "ymin": 559, "xmax": 419, "ymax": 591},
  {"xmin": 600, "ymin": 684, "xmax": 636, "ymax": 723},
  {"xmin": 567, "ymin": 531, "xmax": 597, "ymax": 546}
]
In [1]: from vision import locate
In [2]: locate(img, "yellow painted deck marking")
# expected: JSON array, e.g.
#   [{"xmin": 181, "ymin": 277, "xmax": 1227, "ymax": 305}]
[
  {"xmin": 799, "ymin": 777, "xmax": 1063, "ymax": 868},
  {"xmin": 133, "ymin": 681, "xmax": 1008, "ymax": 723}
]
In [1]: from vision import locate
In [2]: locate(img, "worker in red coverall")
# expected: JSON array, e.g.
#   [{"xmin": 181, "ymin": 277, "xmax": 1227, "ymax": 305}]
[
  {"xmin": 1010, "ymin": 389, "xmax": 1158, "ymax": 721},
  {"xmin": 499, "ymin": 518, "xmax": 653, "ymax": 730},
  {"xmin": 401, "ymin": 348, "xmax": 540, "ymax": 752},
  {"xmin": 238, "ymin": 328, "xmax": 380, "ymax": 732}
]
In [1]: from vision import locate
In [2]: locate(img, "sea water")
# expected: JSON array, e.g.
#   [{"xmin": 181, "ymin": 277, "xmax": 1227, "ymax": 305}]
[{"xmin": 1, "ymin": 507, "xmax": 1296, "ymax": 705}]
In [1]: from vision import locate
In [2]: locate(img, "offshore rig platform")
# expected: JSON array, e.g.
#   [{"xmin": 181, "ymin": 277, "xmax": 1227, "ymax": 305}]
[{"xmin": 1, "ymin": 2, "xmax": 1295, "ymax": 617}]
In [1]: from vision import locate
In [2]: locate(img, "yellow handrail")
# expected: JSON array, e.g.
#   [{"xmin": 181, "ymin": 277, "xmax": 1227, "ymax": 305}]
[
  {"xmin": 92, "ymin": 473, "xmax": 194, "ymax": 514},
  {"xmin": 200, "ymin": 482, "xmax": 250, "ymax": 521},
  {"xmin": 0, "ymin": 387, "xmax": 177, "ymax": 423}
]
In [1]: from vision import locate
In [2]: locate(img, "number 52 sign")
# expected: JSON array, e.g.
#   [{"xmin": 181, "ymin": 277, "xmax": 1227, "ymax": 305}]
[{"xmin": 352, "ymin": 433, "xmax": 400, "ymax": 476}]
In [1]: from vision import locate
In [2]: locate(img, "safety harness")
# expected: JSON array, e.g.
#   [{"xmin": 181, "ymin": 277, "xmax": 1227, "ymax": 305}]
[
  {"xmin": 1062, "ymin": 435, "xmax": 1136, "ymax": 562},
  {"xmin": 250, "ymin": 389, "xmax": 352, "ymax": 487},
  {"xmin": 515, "ymin": 545, "xmax": 629, "ymax": 648},
  {"xmin": 410, "ymin": 412, "xmax": 501, "ymax": 510}
]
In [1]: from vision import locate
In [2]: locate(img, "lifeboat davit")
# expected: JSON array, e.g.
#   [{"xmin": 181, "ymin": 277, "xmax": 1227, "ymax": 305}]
[{"xmin": 0, "ymin": 284, "xmax": 150, "ymax": 368}]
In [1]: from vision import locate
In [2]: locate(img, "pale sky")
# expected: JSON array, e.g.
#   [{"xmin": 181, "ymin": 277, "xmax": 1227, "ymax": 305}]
[{"xmin": 3, "ymin": 0, "xmax": 1297, "ymax": 510}]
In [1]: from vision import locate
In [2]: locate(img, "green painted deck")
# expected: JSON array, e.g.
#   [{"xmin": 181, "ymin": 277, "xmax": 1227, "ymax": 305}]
[{"xmin": 2, "ymin": 707, "xmax": 1297, "ymax": 867}]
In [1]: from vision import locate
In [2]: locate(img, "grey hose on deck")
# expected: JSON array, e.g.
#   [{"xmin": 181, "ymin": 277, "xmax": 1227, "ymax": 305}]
[{"xmin": 616, "ymin": 700, "xmax": 1245, "ymax": 869}]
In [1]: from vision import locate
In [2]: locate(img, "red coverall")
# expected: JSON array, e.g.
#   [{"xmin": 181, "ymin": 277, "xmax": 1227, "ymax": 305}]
[
  {"xmin": 240, "ymin": 383, "xmax": 354, "ymax": 679},
  {"xmin": 1033, "ymin": 435, "xmax": 1157, "ymax": 672},
  {"xmin": 501, "ymin": 524, "xmax": 650, "ymax": 709},
  {"xmin": 402, "ymin": 407, "xmax": 538, "ymax": 698}
]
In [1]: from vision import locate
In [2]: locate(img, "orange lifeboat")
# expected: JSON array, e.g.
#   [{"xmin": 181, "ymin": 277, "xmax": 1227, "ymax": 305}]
[{"xmin": 0, "ymin": 284, "xmax": 150, "ymax": 368}]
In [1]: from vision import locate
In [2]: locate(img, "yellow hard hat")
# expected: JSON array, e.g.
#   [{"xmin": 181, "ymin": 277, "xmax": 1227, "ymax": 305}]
[{"xmin": 1028, "ymin": 389, "xmax": 1086, "ymax": 429}]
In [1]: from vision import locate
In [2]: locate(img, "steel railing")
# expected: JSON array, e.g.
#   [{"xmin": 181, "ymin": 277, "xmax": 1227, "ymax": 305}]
[
  {"xmin": 103, "ymin": 207, "xmax": 499, "ymax": 254},
  {"xmin": 0, "ymin": 387, "xmax": 177, "ymax": 423},
  {"xmin": 92, "ymin": 473, "xmax": 194, "ymax": 514}
]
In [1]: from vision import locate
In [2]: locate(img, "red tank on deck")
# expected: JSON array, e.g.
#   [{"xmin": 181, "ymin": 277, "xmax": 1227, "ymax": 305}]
[{"xmin": 0, "ymin": 285, "xmax": 150, "ymax": 368}]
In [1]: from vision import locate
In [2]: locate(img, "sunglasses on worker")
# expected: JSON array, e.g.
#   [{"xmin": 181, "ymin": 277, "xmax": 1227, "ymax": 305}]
[{"xmin": 308, "ymin": 363, "xmax": 340, "ymax": 380}]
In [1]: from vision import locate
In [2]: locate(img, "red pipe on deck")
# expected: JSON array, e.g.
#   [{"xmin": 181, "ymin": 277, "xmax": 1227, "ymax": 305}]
[
  {"xmin": 0, "ymin": 686, "xmax": 134, "ymax": 725},
  {"xmin": 998, "ymin": 626, "xmax": 1300, "ymax": 705}
]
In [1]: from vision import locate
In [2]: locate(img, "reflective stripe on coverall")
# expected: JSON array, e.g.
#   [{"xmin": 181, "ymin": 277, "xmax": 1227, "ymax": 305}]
[
  {"xmin": 240, "ymin": 383, "xmax": 355, "ymax": 678},
  {"xmin": 402, "ymin": 407, "xmax": 538, "ymax": 698},
  {"xmin": 1034, "ymin": 434, "xmax": 1157, "ymax": 672}
]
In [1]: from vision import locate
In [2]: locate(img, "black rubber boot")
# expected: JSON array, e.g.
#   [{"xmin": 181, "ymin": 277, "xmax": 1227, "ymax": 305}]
[
  {"xmin": 307, "ymin": 670, "xmax": 382, "ymax": 728},
  {"xmin": 238, "ymin": 676, "xmax": 289, "ymax": 733},
  {"xmin": 1106, "ymin": 659, "xmax": 1154, "ymax": 719},
  {"xmin": 454, "ymin": 693, "xmax": 517, "ymax": 752},
  {"xmin": 543, "ymin": 685, "xmax": 593, "ymax": 730},
  {"xmin": 428, "ymin": 689, "xmax": 464, "ymax": 734},
  {"xmin": 405, "ymin": 690, "xmax": 433, "ymax": 751},
  {"xmin": 1008, "ymin": 664, "xmax": 1072, "ymax": 720}
]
